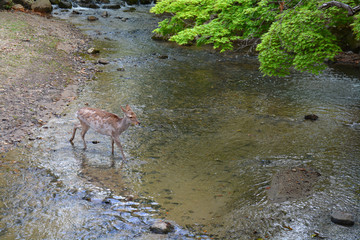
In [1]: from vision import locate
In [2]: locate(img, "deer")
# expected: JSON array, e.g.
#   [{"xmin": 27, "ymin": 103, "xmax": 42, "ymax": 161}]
[{"xmin": 69, "ymin": 105, "xmax": 140, "ymax": 160}]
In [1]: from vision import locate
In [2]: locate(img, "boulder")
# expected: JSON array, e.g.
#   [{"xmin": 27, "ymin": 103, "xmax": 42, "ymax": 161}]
[
  {"xmin": 31, "ymin": 0, "xmax": 52, "ymax": 13},
  {"xmin": 58, "ymin": 0, "xmax": 72, "ymax": 8},
  {"xmin": 331, "ymin": 211, "xmax": 355, "ymax": 226}
]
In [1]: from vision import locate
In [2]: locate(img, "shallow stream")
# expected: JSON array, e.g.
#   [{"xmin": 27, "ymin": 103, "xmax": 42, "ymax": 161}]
[{"xmin": 1, "ymin": 3, "xmax": 359, "ymax": 239}]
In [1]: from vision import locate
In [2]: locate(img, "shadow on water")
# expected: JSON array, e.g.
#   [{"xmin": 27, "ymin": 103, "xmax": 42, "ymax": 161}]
[{"xmin": 0, "ymin": 3, "xmax": 359, "ymax": 240}]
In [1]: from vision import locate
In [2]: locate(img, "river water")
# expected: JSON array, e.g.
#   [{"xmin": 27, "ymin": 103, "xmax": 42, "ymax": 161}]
[{"xmin": 1, "ymin": 3, "xmax": 359, "ymax": 239}]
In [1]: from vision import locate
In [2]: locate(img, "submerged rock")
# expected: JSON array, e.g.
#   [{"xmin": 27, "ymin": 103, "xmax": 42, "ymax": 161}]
[
  {"xmin": 98, "ymin": 58, "xmax": 109, "ymax": 65},
  {"xmin": 304, "ymin": 114, "xmax": 318, "ymax": 121},
  {"xmin": 150, "ymin": 220, "xmax": 174, "ymax": 234},
  {"xmin": 331, "ymin": 211, "xmax": 355, "ymax": 226},
  {"xmin": 157, "ymin": 55, "xmax": 168, "ymax": 59}
]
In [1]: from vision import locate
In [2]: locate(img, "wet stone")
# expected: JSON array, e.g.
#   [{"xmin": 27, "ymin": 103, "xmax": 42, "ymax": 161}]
[
  {"xmin": 150, "ymin": 220, "xmax": 174, "ymax": 234},
  {"xmin": 157, "ymin": 55, "xmax": 168, "ymax": 59},
  {"xmin": 102, "ymin": 4, "xmax": 121, "ymax": 9},
  {"xmin": 87, "ymin": 47, "xmax": 100, "ymax": 54},
  {"xmin": 304, "ymin": 114, "xmax": 319, "ymax": 121},
  {"xmin": 331, "ymin": 211, "xmax": 355, "ymax": 226},
  {"xmin": 58, "ymin": 0, "xmax": 72, "ymax": 9},
  {"xmin": 87, "ymin": 16, "xmax": 99, "ymax": 22},
  {"xmin": 101, "ymin": 11, "xmax": 109, "ymax": 18},
  {"xmin": 98, "ymin": 58, "xmax": 110, "ymax": 65},
  {"xmin": 103, "ymin": 197, "xmax": 120, "ymax": 205},
  {"xmin": 72, "ymin": 10, "xmax": 81, "ymax": 14}
]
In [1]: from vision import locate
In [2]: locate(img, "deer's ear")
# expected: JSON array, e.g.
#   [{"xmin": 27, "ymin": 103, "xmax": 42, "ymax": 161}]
[
  {"xmin": 125, "ymin": 104, "xmax": 131, "ymax": 110},
  {"xmin": 121, "ymin": 106, "xmax": 127, "ymax": 113}
]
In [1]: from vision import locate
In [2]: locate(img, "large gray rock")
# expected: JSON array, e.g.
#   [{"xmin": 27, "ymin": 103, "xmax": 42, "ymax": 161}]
[
  {"xmin": 331, "ymin": 211, "xmax": 355, "ymax": 226},
  {"xmin": 31, "ymin": 0, "xmax": 52, "ymax": 13}
]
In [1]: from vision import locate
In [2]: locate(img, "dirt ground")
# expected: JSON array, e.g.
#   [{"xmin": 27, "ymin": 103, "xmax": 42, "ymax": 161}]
[{"xmin": 0, "ymin": 10, "xmax": 94, "ymax": 152}]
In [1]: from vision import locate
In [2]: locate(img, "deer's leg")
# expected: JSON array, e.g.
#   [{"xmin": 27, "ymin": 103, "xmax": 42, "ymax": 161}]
[
  {"xmin": 69, "ymin": 123, "xmax": 81, "ymax": 143},
  {"xmin": 80, "ymin": 123, "xmax": 90, "ymax": 150},
  {"xmin": 112, "ymin": 136, "xmax": 126, "ymax": 160},
  {"xmin": 111, "ymin": 139, "xmax": 115, "ymax": 155}
]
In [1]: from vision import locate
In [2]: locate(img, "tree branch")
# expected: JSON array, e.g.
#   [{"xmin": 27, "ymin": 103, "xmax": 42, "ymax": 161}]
[{"xmin": 318, "ymin": 1, "xmax": 360, "ymax": 16}]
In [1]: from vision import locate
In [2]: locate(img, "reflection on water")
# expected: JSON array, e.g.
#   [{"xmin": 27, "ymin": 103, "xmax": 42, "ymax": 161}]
[{"xmin": 0, "ymin": 4, "xmax": 359, "ymax": 239}]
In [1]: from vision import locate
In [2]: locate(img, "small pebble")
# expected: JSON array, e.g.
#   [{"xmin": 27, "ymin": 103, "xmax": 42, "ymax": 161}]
[{"xmin": 87, "ymin": 16, "xmax": 99, "ymax": 21}]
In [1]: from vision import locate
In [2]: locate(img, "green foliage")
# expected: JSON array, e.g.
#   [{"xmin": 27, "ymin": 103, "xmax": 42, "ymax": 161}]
[
  {"xmin": 257, "ymin": 8, "xmax": 342, "ymax": 76},
  {"xmin": 3, "ymin": 0, "xmax": 14, "ymax": 10},
  {"xmin": 151, "ymin": 0, "xmax": 360, "ymax": 76},
  {"xmin": 151, "ymin": 0, "xmax": 279, "ymax": 51},
  {"xmin": 352, "ymin": 16, "xmax": 360, "ymax": 39}
]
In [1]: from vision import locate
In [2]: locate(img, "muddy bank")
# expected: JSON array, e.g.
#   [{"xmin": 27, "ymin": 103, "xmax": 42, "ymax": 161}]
[{"xmin": 0, "ymin": 10, "xmax": 94, "ymax": 152}]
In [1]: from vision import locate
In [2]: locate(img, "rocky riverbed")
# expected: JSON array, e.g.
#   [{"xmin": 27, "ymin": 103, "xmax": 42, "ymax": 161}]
[{"xmin": 0, "ymin": 11, "xmax": 94, "ymax": 152}]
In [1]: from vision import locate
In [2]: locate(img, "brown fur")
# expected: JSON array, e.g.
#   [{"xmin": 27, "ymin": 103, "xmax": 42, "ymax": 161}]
[{"xmin": 69, "ymin": 105, "xmax": 139, "ymax": 160}]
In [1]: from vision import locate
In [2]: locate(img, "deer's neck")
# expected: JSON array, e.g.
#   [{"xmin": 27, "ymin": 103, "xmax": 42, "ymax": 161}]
[{"xmin": 117, "ymin": 116, "xmax": 131, "ymax": 133}]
